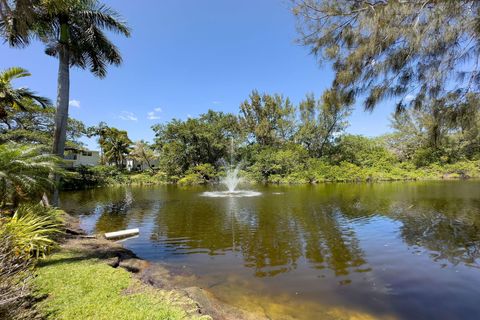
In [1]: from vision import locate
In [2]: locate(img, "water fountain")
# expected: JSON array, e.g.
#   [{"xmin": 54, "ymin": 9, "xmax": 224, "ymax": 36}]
[{"xmin": 201, "ymin": 139, "xmax": 261, "ymax": 198}]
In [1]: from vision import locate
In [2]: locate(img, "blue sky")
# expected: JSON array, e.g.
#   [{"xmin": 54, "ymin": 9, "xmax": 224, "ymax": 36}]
[{"xmin": 0, "ymin": 0, "xmax": 394, "ymax": 150}]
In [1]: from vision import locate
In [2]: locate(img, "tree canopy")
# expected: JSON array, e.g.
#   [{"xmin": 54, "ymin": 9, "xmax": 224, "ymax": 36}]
[{"xmin": 293, "ymin": 0, "xmax": 480, "ymax": 113}]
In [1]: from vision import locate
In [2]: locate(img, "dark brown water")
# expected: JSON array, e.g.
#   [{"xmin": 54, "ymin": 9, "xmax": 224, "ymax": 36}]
[{"xmin": 60, "ymin": 181, "xmax": 480, "ymax": 320}]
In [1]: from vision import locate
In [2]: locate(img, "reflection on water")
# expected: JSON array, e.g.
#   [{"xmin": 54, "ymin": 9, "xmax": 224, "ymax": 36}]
[{"xmin": 60, "ymin": 181, "xmax": 480, "ymax": 320}]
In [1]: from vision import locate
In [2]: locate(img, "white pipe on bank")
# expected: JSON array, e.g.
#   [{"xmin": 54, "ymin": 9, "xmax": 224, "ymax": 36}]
[{"xmin": 104, "ymin": 228, "xmax": 140, "ymax": 240}]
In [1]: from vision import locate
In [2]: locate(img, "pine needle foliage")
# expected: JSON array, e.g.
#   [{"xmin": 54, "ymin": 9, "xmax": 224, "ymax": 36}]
[{"xmin": 293, "ymin": 0, "xmax": 480, "ymax": 113}]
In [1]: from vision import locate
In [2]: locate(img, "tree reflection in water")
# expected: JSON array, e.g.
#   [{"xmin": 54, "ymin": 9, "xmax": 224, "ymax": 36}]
[
  {"xmin": 60, "ymin": 181, "xmax": 480, "ymax": 319},
  {"xmin": 61, "ymin": 182, "xmax": 480, "ymax": 275}
]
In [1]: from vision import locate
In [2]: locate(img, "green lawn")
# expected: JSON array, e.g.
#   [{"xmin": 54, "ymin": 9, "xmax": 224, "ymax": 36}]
[{"xmin": 34, "ymin": 252, "xmax": 210, "ymax": 320}]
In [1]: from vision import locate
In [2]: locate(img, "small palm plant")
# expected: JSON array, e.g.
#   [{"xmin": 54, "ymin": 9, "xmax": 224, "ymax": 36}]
[{"xmin": 0, "ymin": 143, "xmax": 63, "ymax": 207}]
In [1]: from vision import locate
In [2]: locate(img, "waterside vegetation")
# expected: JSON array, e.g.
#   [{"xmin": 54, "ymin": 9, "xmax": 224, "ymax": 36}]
[
  {"xmin": 65, "ymin": 90, "xmax": 480, "ymax": 187},
  {"xmin": 1, "ymin": 0, "xmax": 480, "ymax": 319}
]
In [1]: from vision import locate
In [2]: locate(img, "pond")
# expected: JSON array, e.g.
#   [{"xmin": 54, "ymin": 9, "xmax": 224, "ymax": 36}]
[{"xmin": 60, "ymin": 181, "xmax": 480, "ymax": 320}]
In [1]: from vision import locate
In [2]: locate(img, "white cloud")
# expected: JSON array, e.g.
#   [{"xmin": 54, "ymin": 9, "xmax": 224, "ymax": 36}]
[
  {"xmin": 187, "ymin": 114, "xmax": 192, "ymax": 119},
  {"xmin": 212, "ymin": 101, "xmax": 221, "ymax": 105},
  {"xmin": 404, "ymin": 94, "xmax": 415, "ymax": 102},
  {"xmin": 147, "ymin": 111, "xmax": 161, "ymax": 120},
  {"xmin": 147, "ymin": 107, "xmax": 162, "ymax": 120},
  {"xmin": 119, "ymin": 111, "xmax": 138, "ymax": 121},
  {"xmin": 69, "ymin": 100, "xmax": 81, "ymax": 108}
]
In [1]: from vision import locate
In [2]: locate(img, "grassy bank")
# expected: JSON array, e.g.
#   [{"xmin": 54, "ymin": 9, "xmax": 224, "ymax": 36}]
[
  {"xmin": 62, "ymin": 160, "xmax": 480, "ymax": 188},
  {"xmin": 34, "ymin": 250, "xmax": 210, "ymax": 320}
]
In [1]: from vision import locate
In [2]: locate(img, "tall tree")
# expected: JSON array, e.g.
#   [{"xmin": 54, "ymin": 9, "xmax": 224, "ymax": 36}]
[
  {"xmin": 387, "ymin": 94, "xmax": 480, "ymax": 164},
  {"xmin": 87, "ymin": 121, "xmax": 109, "ymax": 164},
  {"xmin": 0, "ymin": 0, "xmax": 130, "ymax": 157},
  {"xmin": 130, "ymin": 140, "xmax": 159, "ymax": 172},
  {"xmin": 152, "ymin": 110, "xmax": 240, "ymax": 177},
  {"xmin": 293, "ymin": 0, "xmax": 480, "ymax": 113},
  {"xmin": 98, "ymin": 127, "xmax": 131, "ymax": 169},
  {"xmin": 239, "ymin": 90, "xmax": 296, "ymax": 146},
  {"xmin": 0, "ymin": 67, "xmax": 50, "ymax": 119},
  {"xmin": 296, "ymin": 90, "xmax": 351, "ymax": 157}
]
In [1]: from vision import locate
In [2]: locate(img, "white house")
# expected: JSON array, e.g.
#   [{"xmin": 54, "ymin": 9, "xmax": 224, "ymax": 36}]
[
  {"xmin": 64, "ymin": 147, "xmax": 100, "ymax": 168},
  {"xmin": 125, "ymin": 158, "xmax": 159, "ymax": 171}
]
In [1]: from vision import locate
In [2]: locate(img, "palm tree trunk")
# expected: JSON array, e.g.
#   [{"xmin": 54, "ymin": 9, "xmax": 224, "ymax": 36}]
[
  {"xmin": 52, "ymin": 47, "xmax": 70, "ymax": 157},
  {"xmin": 51, "ymin": 45, "xmax": 70, "ymax": 206}
]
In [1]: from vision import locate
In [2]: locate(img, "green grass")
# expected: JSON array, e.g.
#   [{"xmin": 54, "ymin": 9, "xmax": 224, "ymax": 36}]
[{"xmin": 34, "ymin": 252, "xmax": 209, "ymax": 320}]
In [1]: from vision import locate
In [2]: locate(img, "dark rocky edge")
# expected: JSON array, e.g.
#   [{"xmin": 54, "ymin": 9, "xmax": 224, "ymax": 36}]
[{"xmin": 62, "ymin": 215, "xmax": 266, "ymax": 320}]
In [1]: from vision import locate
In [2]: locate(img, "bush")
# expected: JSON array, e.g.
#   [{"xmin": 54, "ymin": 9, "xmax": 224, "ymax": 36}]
[
  {"xmin": 0, "ymin": 143, "xmax": 63, "ymax": 207},
  {"xmin": 2, "ymin": 205, "xmax": 64, "ymax": 258},
  {"xmin": 61, "ymin": 165, "xmax": 129, "ymax": 190},
  {"xmin": 177, "ymin": 173, "xmax": 204, "ymax": 186},
  {"xmin": 129, "ymin": 171, "xmax": 167, "ymax": 185},
  {"xmin": 188, "ymin": 163, "xmax": 217, "ymax": 181},
  {"xmin": 250, "ymin": 144, "xmax": 308, "ymax": 182}
]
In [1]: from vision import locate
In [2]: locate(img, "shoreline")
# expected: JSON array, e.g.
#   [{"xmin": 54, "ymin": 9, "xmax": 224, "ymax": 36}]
[
  {"xmin": 53, "ymin": 215, "xmax": 267, "ymax": 320},
  {"xmin": 62, "ymin": 174, "xmax": 479, "ymax": 191}
]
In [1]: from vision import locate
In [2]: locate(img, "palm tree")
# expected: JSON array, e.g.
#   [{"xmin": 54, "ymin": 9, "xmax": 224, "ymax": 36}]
[
  {"xmin": 130, "ymin": 140, "xmax": 159, "ymax": 172},
  {"xmin": 0, "ymin": 67, "xmax": 51, "ymax": 120},
  {"xmin": 0, "ymin": 0, "xmax": 130, "ymax": 157},
  {"xmin": 100, "ymin": 127, "xmax": 132, "ymax": 169},
  {"xmin": 0, "ymin": 143, "xmax": 63, "ymax": 207}
]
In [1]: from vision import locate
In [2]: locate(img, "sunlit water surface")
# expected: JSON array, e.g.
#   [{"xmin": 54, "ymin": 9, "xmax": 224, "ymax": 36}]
[{"xmin": 60, "ymin": 181, "xmax": 480, "ymax": 320}]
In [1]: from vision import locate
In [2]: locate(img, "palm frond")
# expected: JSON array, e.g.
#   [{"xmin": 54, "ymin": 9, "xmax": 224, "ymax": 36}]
[
  {"xmin": 0, "ymin": 143, "xmax": 64, "ymax": 206},
  {"xmin": 76, "ymin": 2, "xmax": 130, "ymax": 37},
  {"xmin": 0, "ymin": 67, "xmax": 30, "ymax": 82}
]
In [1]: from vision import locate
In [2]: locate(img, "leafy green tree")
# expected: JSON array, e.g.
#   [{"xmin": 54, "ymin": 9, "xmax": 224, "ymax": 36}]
[
  {"xmin": 293, "ymin": 1, "xmax": 480, "ymax": 113},
  {"xmin": 0, "ymin": 143, "xmax": 63, "ymax": 207},
  {"xmin": 0, "ymin": 0, "xmax": 130, "ymax": 158},
  {"xmin": 98, "ymin": 127, "xmax": 131, "ymax": 169},
  {"xmin": 332, "ymin": 135, "xmax": 396, "ymax": 169},
  {"xmin": 385, "ymin": 109, "xmax": 428, "ymax": 162},
  {"xmin": 153, "ymin": 110, "xmax": 240, "ymax": 178},
  {"xmin": 250, "ymin": 144, "xmax": 308, "ymax": 182},
  {"xmin": 387, "ymin": 95, "xmax": 480, "ymax": 165},
  {"xmin": 239, "ymin": 90, "xmax": 296, "ymax": 146},
  {"xmin": 0, "ymin": 67, "xmax": 50, "ymax": 119},
  {"xmin": 178, "ymin": 163, "xmax": 217, "ymax": 185},
  {"xmin": 87, "ymin": 121, "xmax": 109, "ymax": 164},
  {"xmin": 296, "ymin": 90, "xmax": 351, "ymax": 157},
  {"xmin": 0, "ymin": 103, "xmax": 86, "ymax": 148}
]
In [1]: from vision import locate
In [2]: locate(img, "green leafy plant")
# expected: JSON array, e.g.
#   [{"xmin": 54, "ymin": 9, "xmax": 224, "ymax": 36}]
[
  {"xmin": 3, "ymin": 205, "xmax": 64, "ymax": 257},
  {"xmin": 0, "ymin": 143, "xmax": 63, "ymax": 207},
  {"xmin": 0, "ymin": 66, "xmax": 50, "ymax": 119}
]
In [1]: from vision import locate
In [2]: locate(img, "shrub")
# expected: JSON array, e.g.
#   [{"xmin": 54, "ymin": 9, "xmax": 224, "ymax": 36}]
[
  {"xmin": 0, "ymin": 143, "xmax": 63, "ymax": 207},
  {"xmin": 188, "ymin": 163, "xmax": 217, "ymax": 182},
  {"xmin": 250, "ymin": 145, "xmax": 308, "ymax": 182},
  {"xmin": 129, "ymin": 171, "xmax": 167, "ymax": 185},
  {"xmin": 3, "ymin": 205, "xmax": 64, "ymax": 258},
  {"xmin": 61, "ymin": 165, "xmax": 129, "ymax": 190},
  {"xmin": 177, "ymin": 173, "xmax": 204, "ymax": 186}
]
